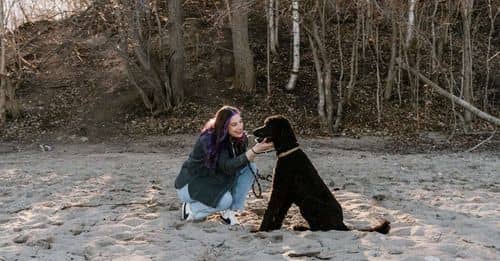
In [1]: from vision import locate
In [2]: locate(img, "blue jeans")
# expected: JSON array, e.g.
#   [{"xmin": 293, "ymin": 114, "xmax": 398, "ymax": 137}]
[{"xmin": 177, "ymin": 163, "xmax": 256, "ymax": 220}]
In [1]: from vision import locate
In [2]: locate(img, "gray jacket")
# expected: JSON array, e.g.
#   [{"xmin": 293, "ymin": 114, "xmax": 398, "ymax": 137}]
[{"xmin": 174, "ymin": 133, "xmax": 250, "ymax": 208}]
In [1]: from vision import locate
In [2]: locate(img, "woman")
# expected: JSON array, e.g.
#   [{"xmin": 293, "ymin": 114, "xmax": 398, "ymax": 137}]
[{"xmin": 174, "ymin": 106, "xmax": 273, "ymax": 225}]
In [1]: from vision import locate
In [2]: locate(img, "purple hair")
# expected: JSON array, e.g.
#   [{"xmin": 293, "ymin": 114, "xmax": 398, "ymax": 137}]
[{"xmin": 201, "ymin": 106, "xmax": 245, "ymax": 169}]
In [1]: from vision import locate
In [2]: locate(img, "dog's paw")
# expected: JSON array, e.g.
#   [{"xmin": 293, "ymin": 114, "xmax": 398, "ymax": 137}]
[
  {"xmin": 248, "ymin": 225, "xmax": 260, "ymax": 233},
  {"xmin": 292, "ymin": 225, "xmax": 310, "ymax": 231}
]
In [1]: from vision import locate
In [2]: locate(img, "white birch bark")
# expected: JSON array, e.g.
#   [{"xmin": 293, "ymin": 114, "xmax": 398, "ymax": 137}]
[
  {"xmin": 274, "ymin": 0, "xmax": 279, "ymax": 50},
  {"xmin": 285, "ymin": 0, "xmax": 299, "ymax": 90},
  {"xmin": 406, "ymin": 0, "xmax": 417, "ymax": 47},
  {"xmin": 268, "ymin": 0, "xmax": 279, "ymax": 54}
]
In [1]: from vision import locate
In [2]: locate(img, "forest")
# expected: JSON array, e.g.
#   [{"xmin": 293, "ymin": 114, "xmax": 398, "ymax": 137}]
[{"xmin": 0, "ymin": 0, "xmax": 498, "ymax": 148}]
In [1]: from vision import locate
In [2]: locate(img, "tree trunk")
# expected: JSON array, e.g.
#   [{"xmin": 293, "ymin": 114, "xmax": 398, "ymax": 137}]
[
  {"xmin": 406, "ymin": 0, "xmax": 417, "ymax": 48},
  {"xmin": 285, "ymin": 0, "xmax": 299, "ymax": 90},
  {"xmin": 333, "ymin": 2, "xmax": 344, "ymax": 132},
  {"xmin": 384, "ymin": 1, "xmax": 398, "ymax": 101},
  {"xmin": 430, "ymin": 0, "xmax": 439, "ymax": 72},
  {"xmin": 309, "ymin": 34, "xmax": 327, "ymax": 131},
  {"xmin": 484, "ymin": 0, "xmax": 498, "ymax": 109},
  {"xmin": 0, "ymin": 0, "xmax": 6, "ymax": 125},
  {"xmin": 461, "ymin": 0, "xmax": 474, "ymax": 129},
  {"xmin": 375, "ymin": 26, "xmax": 382, "ymax": 124},
  {"xmin": 268, "ymin": 0, "xmax": 279, "ymax": 54},
  {"xmin": 309, "ymin": 20, "xmax": 333, "ymax": 134},
  {"xmin": 167, "ymin": 0, "xmax": 185, "ymax": 102},
  {"xmin": 230, "ymin": 0, "xmax": 255, "ymax": 92},
  {"xmin": 346, "ymin": 8, "xmax": 360, "ymax": 104}
]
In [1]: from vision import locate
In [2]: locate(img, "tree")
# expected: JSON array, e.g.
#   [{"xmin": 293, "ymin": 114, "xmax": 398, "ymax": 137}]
[
  {"xmin": 460, "ymin": 0, "xmax": 474, "ymax": 130},
  {"xmin": 167, "ymin": 0, "xmax": 186, "ymax": 101},
  {"xmin": 268, "ymin": 0, "xmax": 279, "ymax": 54},
  {"xmin": 230, "ymin": 0, "xmax": 255, "ymax": 92},
  {"xmin": 406, "ymin": 0, "xmax": 417, "ymax": 48},
  {"xmin": 118, "ymin": 0, "xmax": 185, "ymax": 115},
  {"xmin": 0, "ymin": 0, "xmax": 5, "ymax": 125},
  {"xmin": 383, "ymin": 0, "xmax": 399, "ymax": 101},
  {"xmin": 285, "ymin": 0, "xmax": 299, "ymax": 91},
  {"xmin": 306, "ymin": 1, "xmax": 334, "ymax": 134}
]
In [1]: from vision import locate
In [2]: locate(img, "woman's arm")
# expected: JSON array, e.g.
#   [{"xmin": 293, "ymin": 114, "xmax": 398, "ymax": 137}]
[{"xmin": 216, "ymin": 147, "xmax": 251, "ymax": 175}]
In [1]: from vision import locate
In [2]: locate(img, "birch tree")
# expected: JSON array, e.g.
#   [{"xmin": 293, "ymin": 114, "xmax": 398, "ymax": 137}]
[
  {"xmin": 268, "ymin": 0, "xmax": 279, "ymax": 54},
  {"xmin": 406, "ymin": 0, "xmax": 417, "ymax": 47},
  {"xmin": 285, "ymin": 0, "xmax": 299, "ymax": 90}
]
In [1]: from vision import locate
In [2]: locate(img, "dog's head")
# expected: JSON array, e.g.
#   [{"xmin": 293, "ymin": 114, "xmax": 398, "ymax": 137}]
[{"xmin": 253, "ymin": 115, "xmax": 298, "ymax": 153}]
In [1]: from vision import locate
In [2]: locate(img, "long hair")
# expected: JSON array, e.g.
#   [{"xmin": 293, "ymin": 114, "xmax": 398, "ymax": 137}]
[{"xmin": 201, "ymin": 106, "xmax": 245, "ymax": 168}]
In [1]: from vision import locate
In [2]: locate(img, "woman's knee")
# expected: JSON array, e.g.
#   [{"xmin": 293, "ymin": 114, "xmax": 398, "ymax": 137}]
[
  {"xmin": 217, "ymin": 192, "xmax": 233, "ymax": 210},
  {"xmin": 177, "ymin": 185, "xmax": 192, "ymax": 203}
]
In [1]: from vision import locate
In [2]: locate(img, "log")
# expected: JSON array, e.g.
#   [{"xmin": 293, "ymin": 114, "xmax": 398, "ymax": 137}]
[{"xmin": 397, "ymin": 59, "xmax": 500, "ymax": 127}]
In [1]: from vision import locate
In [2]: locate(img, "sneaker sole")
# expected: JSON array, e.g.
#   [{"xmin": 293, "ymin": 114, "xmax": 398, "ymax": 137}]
[
  {"xmin": 219, "ymin": 215, "xmax": 231, "ymax": 225},
  {"xmin": 181, "ymin": 203, "xmax": 189, "ymax": 221}
]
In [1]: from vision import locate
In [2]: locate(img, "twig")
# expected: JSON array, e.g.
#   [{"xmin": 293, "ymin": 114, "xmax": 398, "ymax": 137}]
[
  {"xmin": 8, "ymin": 206, "xmax": 32, "ymax": 214},
  {"xmin": 58, "ymin": 201, "xmax": 153, "ymax": 212},
  {"xmin": 466, "ymin": 128, "xmax": 497, "ymax": 152},
  {"xmin": 487, "ymin": 51, "xmax": 500, "ymax": 62},
  {"xmin": 288, "ymin": 251, "xmax": 321, "ymax": 258}
]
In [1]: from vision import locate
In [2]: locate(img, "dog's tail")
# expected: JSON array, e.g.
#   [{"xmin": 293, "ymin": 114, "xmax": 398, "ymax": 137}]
[{"xmin": 354, "ymin": 219, "xmax": 391, "ymax": 234}]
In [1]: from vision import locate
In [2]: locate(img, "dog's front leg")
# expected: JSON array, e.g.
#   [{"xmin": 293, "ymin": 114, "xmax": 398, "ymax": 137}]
[{"xmin": 258, "ymin": 183, "xmax": 292, "ymax": 232}]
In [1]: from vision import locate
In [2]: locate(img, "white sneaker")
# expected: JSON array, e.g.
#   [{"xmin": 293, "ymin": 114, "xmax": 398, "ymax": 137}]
[
  {"xmin": 220, "ymin": 210, "xmax": 239, "ymax": 225},
  {"xmin": 181, "ymin": 203, "xmax": 194, "ymax": 221}
]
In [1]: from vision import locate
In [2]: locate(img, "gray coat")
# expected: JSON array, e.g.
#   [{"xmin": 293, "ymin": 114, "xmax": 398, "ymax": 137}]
[{"xmin": 174, "ymin": 133, "xmax": 250, "ymax": 208}]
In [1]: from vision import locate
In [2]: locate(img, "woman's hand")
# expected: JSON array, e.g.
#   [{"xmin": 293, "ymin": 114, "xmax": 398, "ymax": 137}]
[
  {"xmin": 246, "ymin": 138, "xmax": 274, "ymax": 162},
  {"xmin": 252, "ymin": 138, "xmax": 274, "ymax": 154}
]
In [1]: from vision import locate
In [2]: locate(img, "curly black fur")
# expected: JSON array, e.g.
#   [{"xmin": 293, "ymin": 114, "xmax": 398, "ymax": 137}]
[{"xmin": 253, "ymin": 115, "xmax": 390, "ymax": 234}]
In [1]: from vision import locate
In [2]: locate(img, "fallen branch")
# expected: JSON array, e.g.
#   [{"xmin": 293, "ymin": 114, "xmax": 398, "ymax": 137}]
[
  {"xmin": 397, "ymin": 59, "xmax": 500, "ymax": 127},
  {"xmin": 466, "ymin": 128, "xmax": 497, "ymax": 152}
]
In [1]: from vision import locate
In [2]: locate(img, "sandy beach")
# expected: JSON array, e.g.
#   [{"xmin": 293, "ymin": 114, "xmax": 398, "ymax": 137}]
[{"xmin": 1, "ymin": 135, "xmax": 499, "ymax": 260}]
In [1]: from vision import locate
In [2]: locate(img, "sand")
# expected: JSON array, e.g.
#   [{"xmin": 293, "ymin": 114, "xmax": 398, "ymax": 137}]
[{"xmin": 0, "ymin": 135, "xmax": 499, "ymax": 260}]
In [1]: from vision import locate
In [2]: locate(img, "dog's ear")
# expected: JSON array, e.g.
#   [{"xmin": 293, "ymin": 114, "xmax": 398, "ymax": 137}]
[
  {"xmin": 279, "ymin": 118, "xmax": 297, "ymax": 144},
  {"xmin": 270, "ymin": 117, "xmax": 297, "ymax": 149}
]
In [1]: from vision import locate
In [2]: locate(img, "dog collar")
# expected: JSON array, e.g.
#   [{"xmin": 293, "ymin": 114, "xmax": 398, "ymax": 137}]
[{"xmin": 277, "ymin": 147, "xmax": 300, "ymax": 158}]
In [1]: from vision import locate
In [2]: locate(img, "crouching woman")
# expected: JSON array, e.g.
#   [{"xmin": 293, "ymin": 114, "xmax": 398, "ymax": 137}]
[{"xmin": 174, "ymin": 106, "xmax": 273, "ymax": 225}]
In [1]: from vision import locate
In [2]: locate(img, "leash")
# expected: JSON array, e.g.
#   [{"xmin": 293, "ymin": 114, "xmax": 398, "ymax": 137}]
[
  {"xmin": 249, "ymin": 164, "xmax": 272, "ymax": 198},
  {"xmin": 244, "ymin": 134, "xmax": 274, "ymax": 198}
]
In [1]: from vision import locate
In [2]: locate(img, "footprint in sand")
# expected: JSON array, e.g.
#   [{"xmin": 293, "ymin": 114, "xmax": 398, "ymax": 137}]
[
  {"xmin": 12, "ymin": 234, "xmax": 29, "ymax": 244},
  {"xmin": 112, "ymin": 232, "xmax": 135, "ymax": 241}
]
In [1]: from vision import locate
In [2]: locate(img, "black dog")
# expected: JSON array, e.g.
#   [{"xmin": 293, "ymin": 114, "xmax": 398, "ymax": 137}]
[{"xmin": 253, "ymin": 115, "xmax": 390, "ymax": 233}]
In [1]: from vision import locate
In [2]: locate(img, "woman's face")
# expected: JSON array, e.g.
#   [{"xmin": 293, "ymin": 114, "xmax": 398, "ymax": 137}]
[{"xmin": 227, "ymin": 114, "xmax": 244, "ymax": 139}]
